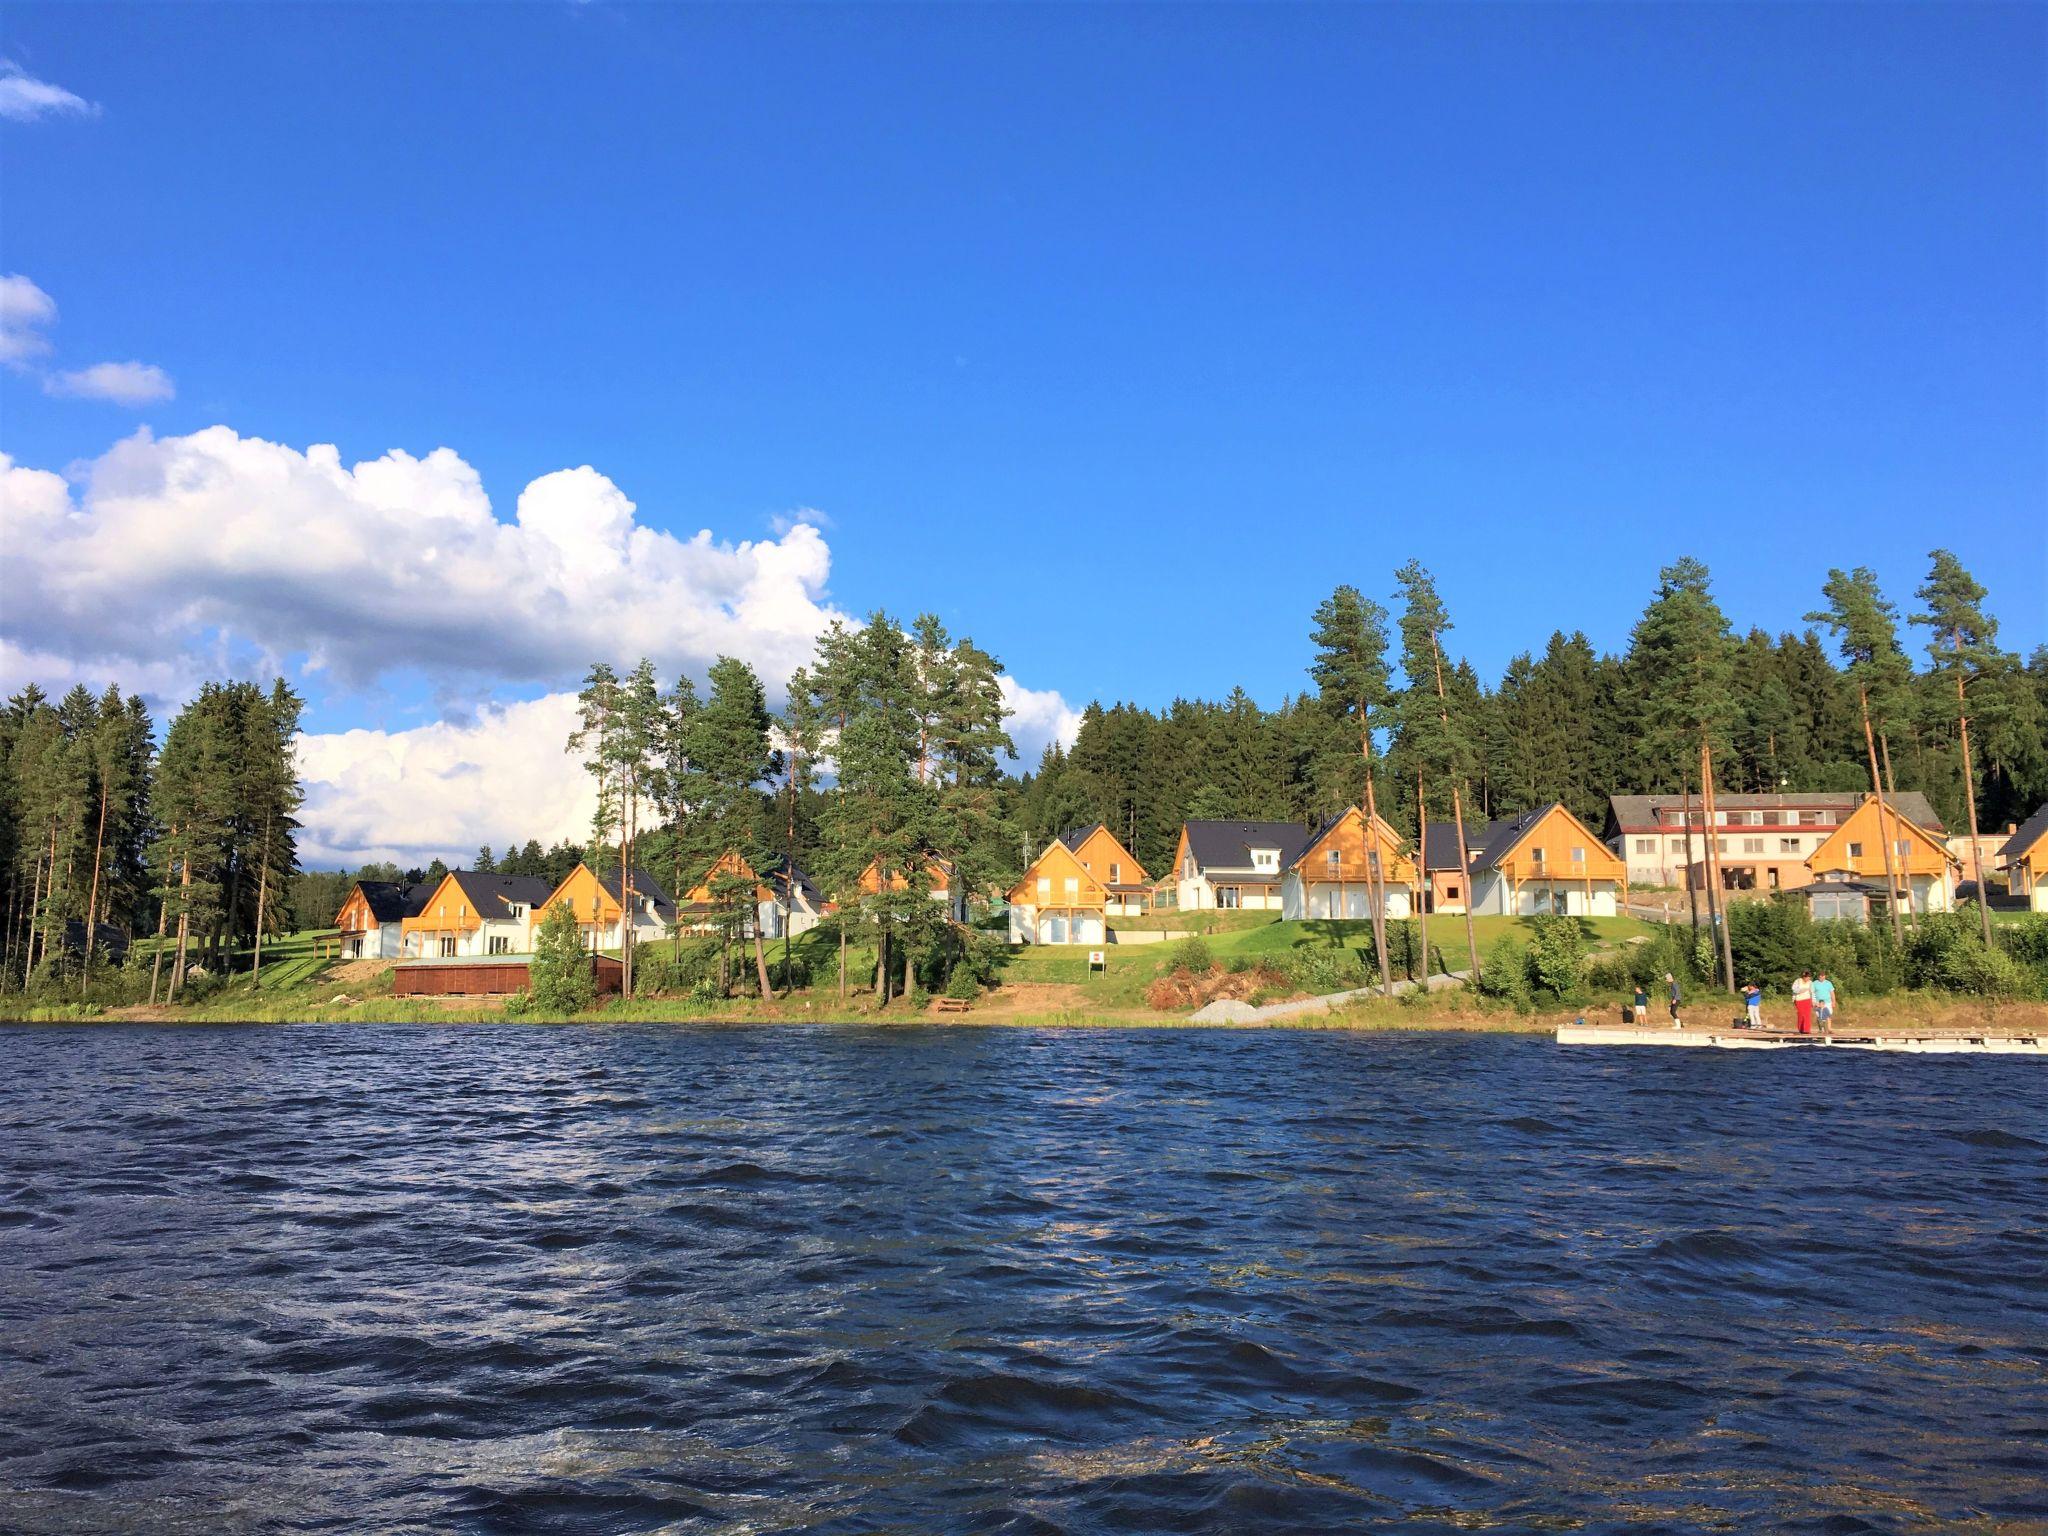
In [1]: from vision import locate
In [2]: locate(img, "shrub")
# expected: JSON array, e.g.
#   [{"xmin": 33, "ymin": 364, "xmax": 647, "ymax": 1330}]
[
  {"xmin": 1525, "ymin": 915, "xmax": 1588, "ymax": 1002},
  {"xmin": 1283, "ymin": 947, "xmax": 1354, "ymax": 995},
  {"xmin": 1908, "ymin": 913, "xmax": 2030, "ymax": 997},
  {"xmin": 526, "ymin": 902, "xmax": 595, "ymax": 1015},
  {"xmin": 1225, "ymin": 954, "xmax": 1254, "ymax": 974},
  {"xmin": 1172, "ymin": 937, "xmax": 1213, "ymax": 973},
  {"xmin": 1477, "ymin": 938, "xmax": 1532, "ymax": 1009},
  {"xmin": 944, "ymin": 966, "xmax": 980, "ymax": 1001}
]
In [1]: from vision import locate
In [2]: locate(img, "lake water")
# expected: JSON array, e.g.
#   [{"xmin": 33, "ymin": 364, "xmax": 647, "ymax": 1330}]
[{"xmin": 1, "ymin": 1025, "xmax": 2044, "ymax": 1534}]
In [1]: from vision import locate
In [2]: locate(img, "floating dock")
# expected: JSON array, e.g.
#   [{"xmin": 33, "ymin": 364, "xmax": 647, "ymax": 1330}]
[{"xmin": 1557, "ymin": 1022, "xmax": 2046, "ymax": 1054}]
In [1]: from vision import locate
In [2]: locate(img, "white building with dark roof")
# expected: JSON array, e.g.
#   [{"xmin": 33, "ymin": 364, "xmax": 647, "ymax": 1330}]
[
  {"xmin": 1603, "ymin": 791, "xmax": 1944, "ymax": 894},
  {"xmin": 1168, "ymin": 819, "xmax": 1314, "ymax": 911}
]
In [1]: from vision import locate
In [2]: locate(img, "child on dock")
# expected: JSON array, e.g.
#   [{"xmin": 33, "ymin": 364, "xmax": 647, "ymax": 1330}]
[
  {"xmin": 1812, "ymin": 972, "xmax": 1837, "ymax": 1031},
  {"xmin": 1632, "ymin": 981, "xmax": 1649, "ymax": 1024},
  {"xmin": 1792, "ymin": 971, "xmax": 1813, "ymax": 1034},
  {"xmin": 1742, "ymin": 981, "xmax": 1763, "ymax": 1029}
]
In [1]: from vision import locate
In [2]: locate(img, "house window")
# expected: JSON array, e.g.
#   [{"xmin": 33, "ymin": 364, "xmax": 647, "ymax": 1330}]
[
  {"xmin": 1218, "ymin": 886, "xmax": 1241, "ymax": 909},
  {"xmin": 1109, "ymin": 863, "xmax": 1120, "ymax": 883},
  {"xmin": 1743, "ymin": 838, "xmax": 1764, "ymax": 854},
  {"xmin": 1367, "ymin": 850, "xmax": 1381, "ymax": 874},
  {"xmin": 488, "ymin": 935, "xmax": 510, "ymax": 955},
  {"xmin": 1896, "ymin": 839, "xmax": 1910, "ymax": 857},
  {"xmin": 1570, "ymin": 847, "xmax": 1586, "ymax": 863},
  {"xmin": 1530, "ymin": 847, "xmax": 1545, "ymax": 866},
  {"xmin": 1444, "ymin": 882, "xmax": 1461, "ymax": 900},
  {"xmin": 439, "ymin": 937, "xmax": 456, "ymax": 958},
  {"xmin": 1635, "ymin": 839, "xmax": 1654, "ymax": 854},
  {"xmin": 1779, "ymin": 838, "xmax": 1800, "ymax": 854},
  {"xmin": 1037, "ymin": 877, "xmax": 1050, "ymax": 900},
  {"xmin": 1252, "ymin": 848, "xmax": 1277, "ymax": 871},
  {"xmin": 1327, "ymin": 849, "xmax": 1342, "ymax": 872},
  {"xmin": 1715, "ymin": 839, "xmax": 1728, "ymax": 853},
  {"xmin": 1848, "ymin": 841, "xmax": 1864, "ymax": 859},
  {"xmin": 1064, "ymin": 877, "xmax": 1079, "ymax": 897}
]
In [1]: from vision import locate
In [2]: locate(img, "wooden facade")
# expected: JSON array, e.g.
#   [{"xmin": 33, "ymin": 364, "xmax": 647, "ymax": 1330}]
[
  {"xmin": 1806, "ymin": 796, "xmax": 1958, "ymax": 912},
  {"xmin": 1473, "ymin": 804, "xmax": 1627, "ymax": 916},
  {"xmin": 391, "ymin": 954, "xmax": 623, "ymax": 997},
  {"xmin": 1007, "ymin": 838, "xmax": 1110, "ymax": 944},
  {"xmin": 1282, "ymin": 808, "xmax": 1416, "ymax": 919}
]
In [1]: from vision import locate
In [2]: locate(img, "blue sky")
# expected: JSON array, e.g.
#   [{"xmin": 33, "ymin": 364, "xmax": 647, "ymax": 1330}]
[{"xmin": 1, "ymin": 3, "xmax": 2042, "ymax": 861}]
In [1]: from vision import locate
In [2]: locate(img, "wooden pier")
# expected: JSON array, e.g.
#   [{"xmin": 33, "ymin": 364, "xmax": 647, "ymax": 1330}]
[{"xmin": 1557, "ymin": 1020, "xmax": 2046, "ymax": 1054}]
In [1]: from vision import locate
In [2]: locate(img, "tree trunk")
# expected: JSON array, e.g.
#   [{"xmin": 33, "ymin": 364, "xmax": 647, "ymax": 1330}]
[
  {"xmin": 1426, "ymin": 631, "xmax": 1482, "ymax": 980},
  {"xmin": 903, "ymin": 934, "xmax": 915, "ymax": 1001},
  {"xmin": 169, "ymin": 850, "xmax": 194, "ymax": 1002},
  {"xmin": 1682, "ymin": 775, "xmax": 1700, "ymax": 935},
  {"xmin": 1361, "ymin": 769, "xmax": 1393, "ymax": 997},
  {"xmin": 1953, "ymin": 669, "xmax": 1993, "ymax": 947},
  {"xmin": 875, "ymin": 924, "xmax": 890, "ymax": 1007},
  {"xmin": 1414, "ymin": 770, "xmax": 1432, "ymax": 983},
  {"xmin": 22, "ymin": 846, "xmax": 46, "ymax": 987},
  {"xmin": 618, "ymin": 816, "xmax": 632, "ymax": 1001},
  {"xmin": 838, "ymin": 925, "xmax": 847, "ymax": 1001},
  {"xmin": 753, "ymin": 923, "xmax": 773, "ymax": 999},
  {"xmin": 147, "ymin": 860, "xmax": 172, "ymax": 1005},
  {"xmin": 251, "ymin": 814, "xmax": 271, "ymax": 984},
  {"xmin": 82, "ymin": 779, "xmax": 111, "ymax": 994},
  {"xmin": 1860, "ymin": 690, "xmax": 1905, "ymax": 947},
  {"xmin": 1700, "ymin": 740, "xmax": 1735, "ymax": 992},
  {"xmin": 1448, "ymin": 785, "xmax": 1480, "ymax": 980}
]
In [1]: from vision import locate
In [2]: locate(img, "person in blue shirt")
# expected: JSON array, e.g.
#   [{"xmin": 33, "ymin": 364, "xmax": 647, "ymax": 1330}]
[
  {"xmin": 1811, "ymin": 972, "xmax": 1837, "ymax": 1031},
  {"xmin": 1742, "ymin": 981, "xmax": 1763, "ymax": 1029}
]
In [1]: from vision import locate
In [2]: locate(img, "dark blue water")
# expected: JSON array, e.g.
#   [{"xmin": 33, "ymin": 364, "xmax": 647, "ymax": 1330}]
[{"xmin": 1, "ymin": 1026, "xmax": 2043, "ymax": 1534}]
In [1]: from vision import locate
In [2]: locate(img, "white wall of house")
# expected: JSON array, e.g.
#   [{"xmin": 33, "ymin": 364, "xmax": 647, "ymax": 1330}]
[
  {"xmin": 342, "ymin": 920, "xmax": 405, "ymax": 960},
  {"xmin": 1177, "ymin": 874, "xmax": 1282, "ymax": 911},
  {"xmin": 1006, "ymin": 905, "xmax": 1105, "ymax": 945},
  {"xmin": 1469, "ymin": 873, "xmax": 1616, "ymax": 917},
  {"xmin": 753, "ymin": 898, "xmax": 824, "ymax": 940},
  {"xmin": 1280, "ymin": 874, "xmax": 1411, "ymax": 921}
]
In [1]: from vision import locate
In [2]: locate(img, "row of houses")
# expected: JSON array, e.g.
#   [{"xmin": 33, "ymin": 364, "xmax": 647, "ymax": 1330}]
[
  {"xmin": 1003, "ymin": 790, "xmax": 2048, "ymax": 944},
  {"xmin": 337, "ymin": 852, "xmax": 945, "ymax": 961},
  {"xmin": 344, "ymin": 791, "xmax": 2048, "ymax": 961}
]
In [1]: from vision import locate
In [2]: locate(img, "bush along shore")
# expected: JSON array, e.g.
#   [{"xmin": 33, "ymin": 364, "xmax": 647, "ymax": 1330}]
[{"xmin": 7, "ymin": 907, "xmax": 2047, "ymax": 1030}]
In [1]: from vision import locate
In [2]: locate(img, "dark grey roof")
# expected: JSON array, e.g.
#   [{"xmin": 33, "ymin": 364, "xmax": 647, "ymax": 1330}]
[
  {"xmin": 1419, "ymin": 821, "xmax": 1471, "ymax": 873},
  {"xmin": 1467, "ymin": 806, "xmax": 1557, "ymax": 873},
  {"xmin": 445, "ymin": 870, "xmax": 558, "ymax": 921},
  {"xmin": 1606, "ymin": 791, "xmax": 1944, "ymax": 835},
  {"xmin": 355, "ymin": 879, "xmax": 435, "ymax": 923},
  {"xmin": 1181, "ymin": 819, "xmax": 1313, "ymax": 873},
  {"xmin": 2000, "ymin": 804, "xmax": 2048, "ymax": 864},
  {"xmin": 756, "ymin": 853, "xmax": 825, "ymax": 911},
  {"xmin": 583, "ymin": 865, "xmax": 678, "ymax": 921},
  {"xmin": 1058, "ymin": 823, "xmax": 1107, "ymax": 853}
]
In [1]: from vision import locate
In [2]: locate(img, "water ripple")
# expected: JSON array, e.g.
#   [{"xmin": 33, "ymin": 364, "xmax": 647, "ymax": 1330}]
[{"xmin": 1, "ymin": 1023, "xmax": 2044, "ymax": 1533}]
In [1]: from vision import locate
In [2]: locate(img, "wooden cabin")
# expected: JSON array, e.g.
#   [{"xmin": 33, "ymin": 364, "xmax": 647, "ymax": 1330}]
[
  {"xmin": 335, "ymin": 878, "xmax": 432, "ymax": 959},
  {"xmin": 536, "ymin": 862, "xmax": 679, "ymax": 951},
  {"xmin": 857, "ymin": 856, "xmax": 967, "ymax": 922},
  {"xmin": 1465, "ymin": 803, "xmax": 1627, "ymax": 917},
  {"xmin": 1054, "ymin": 824, "xmax": 1152, "ymax": 915},
  {"xmin": 1280, "ymin": 807, "xmax": 1417, "ymax": 920},
  {"xmin": 398, "ymin": 871, "xmax": 553, "ymax": 959},
  {"xmin": 2000, "ymin": 805, "xmax": 2048, "ymax": 912},
  {"xmin": 1805, "ymin": 795, "xmax": 1959, "ymax": 914},
  {"xmin": 1007, "ymin": 837, "xmax": 1109, "ymax": 945}
]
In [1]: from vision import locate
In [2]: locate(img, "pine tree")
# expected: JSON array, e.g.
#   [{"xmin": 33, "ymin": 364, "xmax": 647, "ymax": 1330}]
[
  {"xmin": 1911, "ymin": 550, "xmax": 2002, "ymax": 945},
  {"xmin": 1307, "ymin": 584, "xmax": 1396, "ymax": 995},
  {"xmin": 1393, "ymin": 562, "xmax": 1481, "ymax": 980},
  {"xmin": 1629, "ymin": 558, "xmax": 1738, "ymax": 990},
  {"xmin": 685, "ymin": 656, "xmax": 781, "ymax": 997}
]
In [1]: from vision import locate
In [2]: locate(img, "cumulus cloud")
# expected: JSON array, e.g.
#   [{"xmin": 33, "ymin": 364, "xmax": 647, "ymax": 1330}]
[
  {"xmin": 4, "ymin": 424, "xmax": 1085, "ymax": 866},
  {"xmin": 0, "ymin": 61, "xmax": 99, "ymax": 123},
  {"xmin": 2, "ymin": 426, "xmax": 847, "ymax": 695},
  {"xmin": 296, "ymin": 692, "xmax": 599, "ymax": 868},
  {"xmin": 0, "ymin": 274, "xmax": 56, "ymax": 366},
  {"xmin": 43, "ymin": 360, "xmax": 175, "ymax": 405}
]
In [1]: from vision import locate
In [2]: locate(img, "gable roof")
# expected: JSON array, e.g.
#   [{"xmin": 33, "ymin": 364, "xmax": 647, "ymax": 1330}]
[
  {"xmin": 1606, "ymin": 790, "xmax": 1945, "ymax": 835},
  {"xmin": 1420, "ymin": 821, "xmax": 1470, "ymax": 874},
  {"xmin": 2001, "ymin": 804, "xmax": 2048, "ymax": 865},
  {"xmin": 351, "ymin": 879, "xmax": 435, "ymax": 923},
  {"xmin": 1057, "ymin": 823, "xmax": 1107, "ymax": 853},
  {"xmin": 753, "ymin": 852, "xmax": 824, "ymax": 910},
  {"xmin": 1806, "ymin": 799, "xmax": 1959, "ymax": 873},
  {"xmin": 556, "ymin": 863, "xmax": 678, "ymax": 922},
  {"xmin": 1057, "ymin": 823, "xmax": 1150, "ymax": 888},
  {"xmin": 1180, "ymin": 819, "xmax": 1314, "ymax": 874},
  {"xmin": 446, "ymin": 870, "xmax": 556, "ymax": 918}
]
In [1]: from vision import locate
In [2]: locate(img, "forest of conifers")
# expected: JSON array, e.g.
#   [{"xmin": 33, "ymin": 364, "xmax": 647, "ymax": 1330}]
[{"xmin": 2, "ymin": 549, "xmax": 2043, "ymax": 994}]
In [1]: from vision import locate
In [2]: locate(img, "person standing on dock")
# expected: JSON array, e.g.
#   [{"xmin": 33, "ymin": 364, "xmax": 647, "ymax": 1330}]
[
  {"xmin": 1792, "ymin": 971, "xmax": 1814, "ymax": 1035},
  {"xmin": 1742, "ymin": 981, "xmax": 1763, "ymax": 1030},
  {"xmin": 1812, "ymin": 972, "xmax": 1837, "ymax": 1032},
  {"xmin": 1633, "ymin": 981, "xmax": 1650, "ymax": 1024},
  {"xmin": 1665, "ymin": 972, "xmax": 1682, "ymax": 1028}
]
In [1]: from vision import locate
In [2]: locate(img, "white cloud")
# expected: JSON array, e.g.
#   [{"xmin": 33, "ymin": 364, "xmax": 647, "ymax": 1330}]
[
  {"xmin": 0, "ymin": 274, "xmax": 56, "ymax": 366},
  {"xmin": 0, "ymin": 61, "xmax": 99, "ymax": 123},
  {"xmin": 43, "ymin": 360, "xmax": 176, "ymax": 406},
  {"xmin": 3, "ymin": 424, "xmax": 1085, "ymax": 867},
  {"xmin": 1001, "ymin": 674, "xmax": 1084, "ymax": 764},
  {"xmin": 295, "ymin": 692, "xmax": 597, "ymax": 868},
  {"xmin": 2, "ymin": 426, "xmax": 847, "ymax": 695}
]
